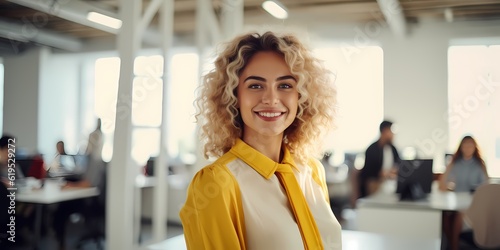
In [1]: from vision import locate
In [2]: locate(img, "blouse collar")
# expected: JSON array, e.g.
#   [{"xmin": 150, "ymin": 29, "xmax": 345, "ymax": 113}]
[{"xmin": 229, "ymin": 138, "xmax": 298, "ymax": 180}]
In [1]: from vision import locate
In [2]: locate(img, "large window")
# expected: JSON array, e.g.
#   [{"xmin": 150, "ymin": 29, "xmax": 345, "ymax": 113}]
[
  {"xmin": 94, "ymin": 52, "xmax": 199, "ymax": 166},
  {"xmin": 448, "ymin": 45, "xmax": 500, "ymax": 177},
  {"xmin": 314, "ymin": 46, "xmax": 384, "ymax": 158},
  {"xmin": 94, "ymin": 57, "xmax": 120, "ymax": 162}
]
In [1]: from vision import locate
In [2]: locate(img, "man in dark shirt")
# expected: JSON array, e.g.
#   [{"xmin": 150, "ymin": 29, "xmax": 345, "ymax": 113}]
[{"xmin": 359, "ymin": 121, "xmax": 400, "ymax": 198}]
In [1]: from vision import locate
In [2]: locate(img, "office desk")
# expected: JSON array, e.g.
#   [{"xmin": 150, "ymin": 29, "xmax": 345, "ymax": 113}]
[
  {"xmin": 147, "ymin": 230, "xmax": 441, "ymax": 250},
  {"xmin": 17, "ymin": 187, "xmax": 98, "ymax": 204},
  {"xmin": 17, "ymin": 187, "xmax": 99, "ymax": 249},
  {"xmin": 357, "ymin": 191, "xmax": 472, "ymax": 241}
]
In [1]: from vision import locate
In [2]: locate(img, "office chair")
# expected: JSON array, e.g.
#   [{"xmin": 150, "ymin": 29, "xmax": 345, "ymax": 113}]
[
  {"xmin": 75, "ymin": 166, "xmax": 107, "ymax": 250},
  {"xmin": 460, "ymin": 183, "xmax": 500, "ymax": 249}
]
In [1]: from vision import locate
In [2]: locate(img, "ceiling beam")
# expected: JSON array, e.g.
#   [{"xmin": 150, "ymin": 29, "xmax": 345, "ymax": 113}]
[
  {"xmin": 7, "ymin": 0, "xmax": 165, "ymax": 46},
  {"xmin": 376, "ymin": 0, "xmax": 407, "ymax": 37},
  {"xmin": 8, "ymin": 0, "xmax": 120, "ymax": 34},
  {"xmin": 0, "ymin": 18, "xmax": 82, "ymax": 52},
  {"xmin": 401, "ymin": 0, "xmax": 500, "ymax": 10},
  {"xmin": 138, "ymin": 0, "xmax": 163, "ymax": 35}
]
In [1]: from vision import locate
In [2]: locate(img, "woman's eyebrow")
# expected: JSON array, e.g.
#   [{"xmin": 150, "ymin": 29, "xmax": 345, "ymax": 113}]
[
  {"xmin": 244, "ymin": 75, "xmax": 296, "ymax": 82},
  {"xmin": 243, "ymin": 75, "xmax": 265, "ymax": 82},
  {"xmin": 276, "ymin": 75, "xmax": 296, "ymax": 81}
]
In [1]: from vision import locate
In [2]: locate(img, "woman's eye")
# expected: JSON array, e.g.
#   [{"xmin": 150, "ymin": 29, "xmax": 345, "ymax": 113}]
[
  {"xmin": 279, "ymin": 83, "xmax": 293, "ymax": 89},
  {"xmin": 248, "ymin": 84, "xmax": 262, "ymax": 89}
]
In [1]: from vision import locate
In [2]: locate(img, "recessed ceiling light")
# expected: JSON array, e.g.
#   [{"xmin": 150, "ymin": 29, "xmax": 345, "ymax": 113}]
[
  {"xmin": 87, "ymin": 11, "xmax": 122, "ymax": 30},
  {"xmin": 262, "ymin": 0, "xmax": 288, "ymax": 19}
]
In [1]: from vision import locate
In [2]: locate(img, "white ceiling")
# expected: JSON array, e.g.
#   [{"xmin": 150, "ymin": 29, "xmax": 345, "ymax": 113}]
[{"xmin": 1, "ymin": 0, "xmax": 500, "ymax": 54}]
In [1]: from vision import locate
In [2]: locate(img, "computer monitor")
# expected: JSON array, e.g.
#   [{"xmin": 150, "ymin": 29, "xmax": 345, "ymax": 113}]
[
  {"xmin": 16, "ymin": 158, "xmax": 34, "ymax": 177},
  {"xmin": 396, "ymin": 159, "xmax": 434, "ymax": 196},
  {"xmin": 59, "ymin": 155, "xmax": 77, "ymax": 171},
  {"xmin": 72, "ymin": 154, "xmax": 89, "ymax": 173}
]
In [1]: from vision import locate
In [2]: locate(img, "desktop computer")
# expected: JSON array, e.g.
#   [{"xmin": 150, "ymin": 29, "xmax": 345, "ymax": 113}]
[{"xmin": 396, "ymin": 159, "xmax": 434, "ymax": 201}]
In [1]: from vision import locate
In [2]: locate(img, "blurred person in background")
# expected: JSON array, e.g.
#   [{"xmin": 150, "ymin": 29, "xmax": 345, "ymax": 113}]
[
  {"xmin": 48, "ymin": 140, "xmax": 67, "ymax": 173},
  {"xmin": 439, "ymin": 135, "xmax": 488, "ymax": 250},
  {"xmin": 439, "ymin": 135, "xmax": 488, "ymax": 192},
  {"xmin": 358, "ymin": 120, "xmax": 400, "ymax": 198},
  {"xmin": 0, "ymin": 135, "xmax": 24, "ymax": 186},
  {"xmin": 85, "ymin": 118, "xmax": 103, "ymax": 162}
]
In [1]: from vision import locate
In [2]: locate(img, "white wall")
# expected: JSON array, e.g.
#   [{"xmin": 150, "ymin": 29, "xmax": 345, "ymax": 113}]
[
  {"xmin": 3, "ymin": 47, "xmax": 92, "ymax": 160},
  {"xmin": 381, "ymin": 21, "xmax": 500, "ymax": 171},
  {"xmin": 38, "ymin": 53, "xmax": 82, "ymax": 159},
  {"xmin": 382, "ymin": 23, "xmax": 450, "ymax": 159},
  {"xmin": 311, "ymin": 19, "xmax": 500, "ymax": 171},
  {"xmin": 3, "ymin": 47, "xmax": 47, "ymax": 154}
]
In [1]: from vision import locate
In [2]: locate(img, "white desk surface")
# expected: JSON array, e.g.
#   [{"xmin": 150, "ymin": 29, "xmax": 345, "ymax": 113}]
[
  {"xmin": 16, "ymin": 187, "xmax": 99, "ymax": 204},
  {"xmin": 148, "ymin": 230, "xmax": 440, "ymax": 250},
  {"xmin": 358, "ymin": 190, "xmax": 472, "ymax": 211}
]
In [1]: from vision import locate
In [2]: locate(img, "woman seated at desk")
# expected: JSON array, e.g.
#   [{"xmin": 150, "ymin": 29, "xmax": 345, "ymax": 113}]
[
  {"xmin": 438, "ymin": 135, "xmax": 488, "ymax": 250},
  {"xmin": 439, "ymin": 135, "xmax": 488, "ymax": 193}
]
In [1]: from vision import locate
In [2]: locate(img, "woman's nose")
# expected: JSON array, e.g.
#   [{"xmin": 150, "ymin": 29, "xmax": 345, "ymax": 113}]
[{"xmin": 261, "ymin": 88, "xmax": 279, "ymax": 104}]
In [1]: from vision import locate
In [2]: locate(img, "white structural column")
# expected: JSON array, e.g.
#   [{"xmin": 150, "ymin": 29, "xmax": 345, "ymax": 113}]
[
  {"xmin": 196, "ymin": 0, "xmax": 222, "ymax": 47},
  {"xmin": 196, "ymin": 0, "xmax": 207, "ymax": 54},
  {"xmin": 192, "ymin": 0, "xmax": 225, "ymax": 175},
  {"xmin": 376, "ymin": 0, "xmax": 406, "ymax": 37},
  {"xmin": 152, "ymin": 0, "xmax": 174, "ymax": 243},
  {"xmin": 107, "ymin": 0, "xmax": 141, "ymax": 250},
  {"xmin": 221, "ymin": 0, "xmax": 244, "ymax": 39}
]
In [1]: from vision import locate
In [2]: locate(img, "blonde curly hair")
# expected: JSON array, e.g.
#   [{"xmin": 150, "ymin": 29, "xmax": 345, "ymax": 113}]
[{"xmin": 195, "ymin": 31, "xmax": 336, "ymax": 164}]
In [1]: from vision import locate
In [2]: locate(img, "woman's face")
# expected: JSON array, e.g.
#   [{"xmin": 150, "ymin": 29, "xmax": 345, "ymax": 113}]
[
  {"xmin": 460, "ymin": 139, "xmax": 476, "ymax": 158},
  {"xmin": 237, "ymin": 51, "xmax": 299, "ymax": 140}
]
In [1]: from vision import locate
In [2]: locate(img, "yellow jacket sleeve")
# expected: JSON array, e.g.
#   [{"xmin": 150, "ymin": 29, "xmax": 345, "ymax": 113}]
[
  {"xmin": 309, "ymin": 158, "xmax": 330, "ymax": 204},
  {"xmin": 179, "ymin": 164, "xmax": 247, "ymax": 250}
]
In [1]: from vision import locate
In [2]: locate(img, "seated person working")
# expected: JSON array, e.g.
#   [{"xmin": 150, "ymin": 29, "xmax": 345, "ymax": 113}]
[
  {"xmin": 0, "ymin": 135, "xmax": 25, "ymax": 186},
  {"xmin": 53, "ymin": 154, "xmax": 105, "ymax": 250},
  {"xmin": 439, "ymin": 135, "xmax": 488, "ymax": 192},
  {"xmin": 439, "ymin": 135, "xmax": 488, "ymax": 250}
]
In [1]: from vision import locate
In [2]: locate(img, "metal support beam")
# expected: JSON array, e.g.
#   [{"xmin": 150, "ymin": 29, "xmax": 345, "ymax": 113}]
[
  {"xmin": 377, "ymin": 0, "xmax": 407, "ymax": 36},
  {"xmin": 107, "ymin": 0, "xmax": 141, "ymax": 249},
  {"xmin": 0, "ymin": 18, "xmax": 82, "ymax": 51},
  {"xmin": 196, "ymin": 0, "xmax": 222, "ymax": 46},
  {"xmin": 8, "ymin": 0, "xmax": 160, "ymax": 46},
  {"xmin": 196, "ymin": 0, "xmax": 206, "ymax": 50},
  {"xmin": 221, "ymin": 0, "xmax": 244, "ymax": 39},
  {"xmin": 206, "ymin": 4, "xmax": 222, "ymax": 43},
  {"xmin": 152, "ymin": 0, "xmax": 174, "ymax": 243},
  {"xmin": 139, "ymin": 0, "xmax": 163, "ymax": 37},
  {"xmin": 8, "ymin": 0, "xmax": 119, "ymax": 34}
]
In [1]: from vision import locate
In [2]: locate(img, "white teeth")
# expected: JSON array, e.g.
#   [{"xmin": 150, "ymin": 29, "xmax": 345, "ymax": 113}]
[{"xmin": 258, "ymin": 112, "xmax": 282, "ymax": 117}]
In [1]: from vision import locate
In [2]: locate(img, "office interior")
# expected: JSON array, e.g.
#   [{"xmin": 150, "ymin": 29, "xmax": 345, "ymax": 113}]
[{"xmin": 1, "ymin": 0, "xmax": 500, "ymax": 249}]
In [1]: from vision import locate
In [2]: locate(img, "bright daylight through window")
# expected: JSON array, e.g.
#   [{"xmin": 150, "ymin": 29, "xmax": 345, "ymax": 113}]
[
  {"xmin": 314, "ymin": 46, "xmax": 384, "ymax": 165},
  {"xmin": 94, "ymin": 53, "xmax": 198, "ymax": 166},
  {"xmin": 448, "ymin": 45, "xmax": 500, "ymax": 177}
]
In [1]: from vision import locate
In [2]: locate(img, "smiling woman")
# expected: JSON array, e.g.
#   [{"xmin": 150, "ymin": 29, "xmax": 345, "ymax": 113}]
[
  {"xmin": 236, "ymin": 51, "xmax": 299, "ymax": 153},
  {"xmin": 196, "ymin": 32, "xmax": 337, "ymax": 164},
  {"xmin": 180, "ymin": 31, "xmax": 341, "ymax": 250}
]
